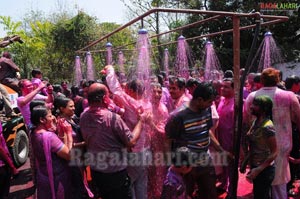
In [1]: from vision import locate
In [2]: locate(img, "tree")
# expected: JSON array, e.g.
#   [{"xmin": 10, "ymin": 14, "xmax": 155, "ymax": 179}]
[
  {"xmin": 122, "ymin": 0, "xmax": 193, "ymax": 71},
  {"xmin": 181, "ymin": 0, "xmax": 299, "ymax": 72}
]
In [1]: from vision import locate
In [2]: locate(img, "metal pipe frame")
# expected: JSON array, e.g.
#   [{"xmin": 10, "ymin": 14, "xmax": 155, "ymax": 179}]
[{"xmin": 75, "ymin": 7, "xmax": 288, "ymax": 53}]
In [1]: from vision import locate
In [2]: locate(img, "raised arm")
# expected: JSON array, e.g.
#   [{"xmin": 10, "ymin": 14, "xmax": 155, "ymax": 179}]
[{"xmin": 18, "ymin": 82, "xmax": 47, "ymax": 107}]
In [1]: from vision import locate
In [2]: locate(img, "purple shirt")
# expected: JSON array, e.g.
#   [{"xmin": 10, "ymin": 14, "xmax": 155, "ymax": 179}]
[
  {"xmin": 217, "ymin": 96, "xmax": 235, "ymax": 152},
  {"xmin": 161, "ymin": 167, "xmax": 187, "ymax": 199},
  {"xmin": 80, "ymin": 107, "xmax": 133, "ymax": 173},
  {"xmin": 106, "ymin": 67, "xmax": 152, "ymax": 152},
  {"xmin": 31, "ymin": 131, "xmax": 71, "ymax": 199},
  {"xmin": 17, "ymin": 94, "xmax": 47, "ymax": 126},
  {"xmin": 31, "ymin": 131, "xmax": 65, "ymax": 176}
]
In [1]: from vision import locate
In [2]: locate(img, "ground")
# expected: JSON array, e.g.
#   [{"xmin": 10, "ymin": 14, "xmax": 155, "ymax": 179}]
[{"xmin": 8, "ymin": 159, "xmax": 300, "ymax": 199}]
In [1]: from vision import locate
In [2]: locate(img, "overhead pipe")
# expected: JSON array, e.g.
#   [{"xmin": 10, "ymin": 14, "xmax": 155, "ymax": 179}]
[
  {"xmin": 76, "ymin": 7, "xmax": 288, "ymax": 53},
  {"xmin": 112, "ymin": 15, "xmax": 223, "ymax": 52}
]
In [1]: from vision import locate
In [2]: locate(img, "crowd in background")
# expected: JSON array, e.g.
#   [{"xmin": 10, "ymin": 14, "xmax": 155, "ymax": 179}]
[{"xmin": 1, "ymin": 50, "xmax": 300, "ymax": 199}]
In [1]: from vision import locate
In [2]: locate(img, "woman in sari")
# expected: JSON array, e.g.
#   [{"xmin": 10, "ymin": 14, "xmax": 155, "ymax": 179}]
[{"xmin": 30, "ymin": 105, "xmax": 71, "ymax": 199}]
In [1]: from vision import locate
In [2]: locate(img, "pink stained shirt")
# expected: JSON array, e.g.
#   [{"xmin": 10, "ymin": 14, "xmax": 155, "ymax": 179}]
[
  {"xmin": 17, "ymin": 94, "xmax": 47, "ymax": 127},
  {"xmin": 80, "ymin": 107, "xmax": 133, "ymax": 173},
  {"xmin": 106, "ymin": 67, "xmax": 152, "ymax": 152},
  {"xmin": 217, "ymin": 96, "xmax": 235, "ymax": 152}
]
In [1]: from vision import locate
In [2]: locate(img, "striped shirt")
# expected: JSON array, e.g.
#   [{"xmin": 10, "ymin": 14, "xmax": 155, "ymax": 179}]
[{"xmin": 166, "ymin": 106, "xmax": 212, "ymax": 153}]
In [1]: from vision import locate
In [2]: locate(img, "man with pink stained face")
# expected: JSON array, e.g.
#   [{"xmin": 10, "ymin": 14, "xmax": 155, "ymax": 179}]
[
  {"xmin": 216, "ymin": 78, "xmax": 235, "ymax": 196},
  {"xmin": 244, "ymin": 67, "xmax": 300, "ymax": 199},
  {"xmin": 167, "ymin": 76, "xmax": 191, "ymax": 113}
]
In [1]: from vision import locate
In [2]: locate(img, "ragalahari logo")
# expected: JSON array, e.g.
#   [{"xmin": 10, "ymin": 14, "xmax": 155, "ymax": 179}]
[{"xmin": 259, "ymin": 2, "xmax": 299, "ymax": 11}]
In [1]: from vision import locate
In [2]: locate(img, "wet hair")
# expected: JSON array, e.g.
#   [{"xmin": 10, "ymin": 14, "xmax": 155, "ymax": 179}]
[
  {"xmin": 261, "ymin": 68, "xmax": 280, "ymax": 87},
  {"xmin": 126, "ymin": 79, "xmax": 145, "ymax": 96},
  {"xmin": 253, "ymin": 73, "xmax": 261, "ymax": 83},
  {"xmin": 160, "ymin": 71, "xmax": 167, "ymax": 79},
  {"xmin": 31, "ymin": 69, "xmax": 42, "ymax": 77},
  {"xmin": 193, "ymin": 82, "xmax": 217, "ymax": 101},
  {"xmin": 150, "ymin": 82, "xmax": 162, "ymax": 93},
  {"xmin": 54, "ymin": 97, "xmax": 71, "ymax": 115},
  {"xmin": 30, "ymin": 100, "xmax": 46, "ymax": 112},
  {"xmin": 222, "ymin": 78, "xmax": 234, "ymax": 88},
  {"xmin": 224, "ymin": 70, "xmax": 234, "ymax": 78},
  {"xmin": 285, "ymin": 75, "xmax": 300, "ymax": 90},
  {"xmin": 169, "ymin": 76, "xmax": 186, "ymax": 89},
  {"xmin": 52, "ymin": 84, "xmax": 62, "ymax": 93},
  {"xmin": 253, "ymin": 95, "xmax": 273, "ymax": 120},
  {"xmin": 30, "ymin": 105, "xmax": 49, "ymax": 126},
  {"xmin": 186, "ymin": 78, "xmax": 200, "ymax": 88},
  {"xmin": 157, "ymin": 74, "xmax": 164, "ymax": 86},
  {"xmin": 172, "ymin": 147, "xmax": 193, "ymax": 167},
  {"xmin": 71, "ymin": 85, "xmax": 80, "ymax": 97}
]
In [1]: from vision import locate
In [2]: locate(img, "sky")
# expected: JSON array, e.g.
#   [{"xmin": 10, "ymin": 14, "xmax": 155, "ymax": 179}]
[{"xmin": 0, "ymin": 0, "xmax": 129, "ymax": 37}]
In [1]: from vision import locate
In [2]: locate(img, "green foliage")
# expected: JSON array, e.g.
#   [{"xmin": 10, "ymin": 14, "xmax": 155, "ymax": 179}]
[
  {"xmin": 180, "ymin": 0, "xmax": 299, "ymax": 72},
  {"xmin": 1, "ymin": 0, "xmax": 298, "ymax": 83}
]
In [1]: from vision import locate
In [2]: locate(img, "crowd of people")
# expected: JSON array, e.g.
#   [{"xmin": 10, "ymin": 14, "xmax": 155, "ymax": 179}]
[{"xmin": 1, "ymin": 49, "xmax": 300, "ymax": 199}]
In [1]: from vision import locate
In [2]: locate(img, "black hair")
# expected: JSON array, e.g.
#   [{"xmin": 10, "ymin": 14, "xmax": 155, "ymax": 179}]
[
  {"xmin": 29, "ymin": 100, "xmax": 46, "ymax": 112},
  {"xmin": 169, "ymin": 76, "xmax": 186, "ymax": 89},
  {"xmin": 52, "ymin": 84, "xmax": 62, "ymax": 93},
  {"xmin": 2, "ymin": 52, "xmax": 11, "ymax": 59},
  {"xmin": 193, "ymin": 82, "xmax": 217, "ymax": 101},
  {"xmin": 224, "ymin": 70, "xmax": 233, "ymax": 78},
  {"xmin": 31, "ymin": 69, "xmax": 42, "ymax": 77},
  {"xmin": 223, "ymin": 77, "xmax": 234, "ymax": 88},
  {"xmin": 30, "ymin": 105, "xmax": 49, "ymax": 126},
  {"xmin": 71, "ymin": 85, "xmax": 80, "ymax": 97},
  {"xmin": 285, "ymin": 75, "xmax": 300, "ymax": 90},
  {"xmin": 186, "ymin": 78, "xmax": 200, "ymax": 88},
  {"xmin": 157, "ymin": 74, "xmax": 164, "ymax": 86},
  {"xmin": 126, "ymin": 79, "xmax": 145, "ymax": 96},
  {"xmin": 54, "ymin": 97, "xmax": 71, "ymax": 115},
  {"xmin": 253, "ymin": 73, "xmax": 261, "ymax": 83}
]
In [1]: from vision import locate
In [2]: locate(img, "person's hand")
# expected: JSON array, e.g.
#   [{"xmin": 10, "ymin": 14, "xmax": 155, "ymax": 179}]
[
  {"xmin": 289, "ymin": 156, "xmax": 300, "ymax": 164},
  {"xmin": 100, "ymin": 65, "xmax": 114, "ymax": 75},
  {"xmin": 57, "ymin": 118, "xmax": 72, "ymax": 135},
  {"xmin": 246, "ymin": 167, "xmax": 261, "ymax": 182},
  {"xmin": 139, "ymin": 111, "xmax": 151, "ymax": 123},
  {"xmin": 38, "ymin": 81, "xmax": 46, "ymax": 90}
]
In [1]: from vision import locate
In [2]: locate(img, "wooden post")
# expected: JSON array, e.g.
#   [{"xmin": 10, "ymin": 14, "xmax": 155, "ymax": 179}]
[{"xmin": 229, "ymin": 15, "xmax": 241, "ymax": 199}]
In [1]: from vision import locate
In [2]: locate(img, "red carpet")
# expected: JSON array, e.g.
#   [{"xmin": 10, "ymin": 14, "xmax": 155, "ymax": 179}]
[
  {"xmin": 218, "ymin": 169, "xmax": 253, "ymax": 199},
  {"xmin": 218, "ymin": 170, "xmax": 300, "ymax": 199}
]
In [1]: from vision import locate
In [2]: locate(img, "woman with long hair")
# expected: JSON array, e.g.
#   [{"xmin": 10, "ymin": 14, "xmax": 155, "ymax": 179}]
[
  {"xmin": 54, "ymin": 96, "xmax": 93, "ymax": 198},
  {"xmin": 242, "ymin": 95, "xmax": 278, "ymax": 199}
]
